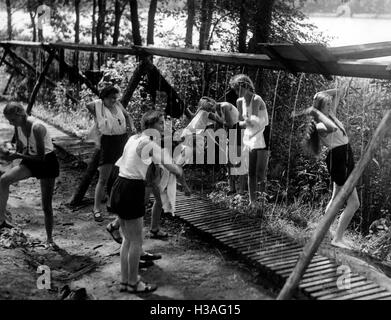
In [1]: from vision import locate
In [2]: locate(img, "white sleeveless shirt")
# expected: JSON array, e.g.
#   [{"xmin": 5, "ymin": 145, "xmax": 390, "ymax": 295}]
[
  {"xmin": 241, "ymin": 95, "xmax": 268, "ymax": 150},
  {"xmin": 94, "ymin": 99, "xmax": 127, "ymax": 136},
  {"xmin": 17, "ymin": 119, "xmax": 54, "ymax": 155},
  {"xmin": 116, "ymin": 134, "xmax": 153, "ymax": 180}
]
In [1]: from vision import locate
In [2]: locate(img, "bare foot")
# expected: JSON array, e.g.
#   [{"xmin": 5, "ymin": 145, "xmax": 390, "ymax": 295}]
[{"xmin": 44, "ymin": 240, "xmax": 60, "ymax": 251}]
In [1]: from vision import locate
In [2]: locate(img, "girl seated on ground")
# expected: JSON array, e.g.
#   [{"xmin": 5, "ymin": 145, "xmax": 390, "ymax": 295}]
[
  {"xmin": 109, "ymin": 110, "xmax": 183, "ymax": 293},
  {"xmin": 0, "ymin": 102, "xmax": 59, "ymax": 249}
]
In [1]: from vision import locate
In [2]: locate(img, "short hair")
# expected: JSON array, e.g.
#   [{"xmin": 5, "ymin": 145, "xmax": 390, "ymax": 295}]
[
  {"xmin": 3, "ymin": 102, "xmax": 27, "ymax": 117},
  {"xmin": 99, "ymin": 85, "xmax": 120, "ymax": 100},
  {"xmin": 229, "ymin": 74, "xmax": 255, "ymax": 93},
  {"xmin": 141, "ymin": 110, "xmax": 163, "ymax": 131},
  {"xmin": 197, "ymin": 96, "xmax": 217, "ymax": 113}
]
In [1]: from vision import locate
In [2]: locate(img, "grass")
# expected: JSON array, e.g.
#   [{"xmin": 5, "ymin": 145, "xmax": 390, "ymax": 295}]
[{"xmin": 207, "ymin": 181, "xmax": 391, "ymax": 263}]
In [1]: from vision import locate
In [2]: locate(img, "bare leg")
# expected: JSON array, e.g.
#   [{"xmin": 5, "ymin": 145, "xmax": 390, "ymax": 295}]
[
  {"xmin": 120, "ymin": 217, "xmax": 143, "ymax": 285},
  {"xmin": 40, "ymin": 178, "xmax": 56, "ymax": 244},
  {"xmin": 0, "ymin": 165, "xmax": 31, "ymax": 225},
  {"xmin": 332, "ymin": 187, "xmax": 360, "ymax": 247},
  {"xmin": 94, "ymin": 164, "xmax": 113, "ymax": 213},
  {"xmin": 256, "ymin": 150, "xmax": 270, "ymax": 194},
  {"xmin": 178, "ymin": 173, "xmax": 191, "ymax": 196}
]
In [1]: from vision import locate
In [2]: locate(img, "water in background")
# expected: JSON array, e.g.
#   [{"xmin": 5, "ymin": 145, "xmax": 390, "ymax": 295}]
[{"xmin": 307, "ymin": 16, "xmax": 391, "ymax": 46}]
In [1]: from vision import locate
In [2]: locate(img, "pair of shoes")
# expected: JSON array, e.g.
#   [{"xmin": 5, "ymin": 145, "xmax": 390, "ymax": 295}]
[
  {"xmin": 127, "ymin": 280, "xmax": 157, "ymax": 294},
  {"xmin": 139, "ymin": 260, "xmax": 154, "ymax": 269},
  {"xmin": 150, "ymin": 229, "xmax": 169, "ymax": 239},
  {"xmin": 93, "ymin": 210, "xmax": 104, "ymax": 222},
  {"xmin": 0, "ymin": 220, "xmax": 14, "ymax": 230},
  {"xmin": 140, "ymin": 252, "xmax": 162, "ymax": 261},
  {"xmin": 106, "ymin": 222, "xmax": 122, "ymax": 244}
]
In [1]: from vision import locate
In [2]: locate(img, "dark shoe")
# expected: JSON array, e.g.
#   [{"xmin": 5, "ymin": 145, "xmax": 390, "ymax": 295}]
[
  {"xmin": 139, "ymin": 260, "xmax": 154, "ymax": 269},
  {"xmin": 150, "ymin": 229, "xmax": 169, "ymax": 240},
  {"xmin": 106, "ymin": 222, "xmax": 122, "ymax": 244},
  {"xmin": 127, "ymin": 280, "xmax": 157, "ymax": 294},
  {"xmin": 140, "ymin": 252, "xmax": 162, "ymax": 261}
]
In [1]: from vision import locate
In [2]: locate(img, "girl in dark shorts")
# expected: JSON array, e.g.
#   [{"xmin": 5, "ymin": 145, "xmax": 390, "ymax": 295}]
[
  {"xmin": 0, "ymin": 102, "xmax": 59, "ymax": 249},
  {"xmin": 300, "ymin": 87, "xmax": 360, "ymax": 249},
  {"xmin": 110, "ymin": 110, "xmax": 183, "ymax": 293},
  {"xmin": 86, "ymin": 85, "xmax": 135, "ymax": 222}
]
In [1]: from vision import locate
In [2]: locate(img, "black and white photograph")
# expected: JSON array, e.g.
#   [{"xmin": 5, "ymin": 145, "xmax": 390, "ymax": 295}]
[{"xmin": 0, "ymin": 0, "xmax": 391, "ymax": 306}]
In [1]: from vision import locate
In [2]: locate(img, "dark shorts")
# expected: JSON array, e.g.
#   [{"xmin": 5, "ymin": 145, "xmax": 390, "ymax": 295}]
[
  {"xmin": 99, "ymin": 134, "xmax": 128, "ymax": 166},
  {"xmin": 109, "ymin": 177, "xmax": 146, "ymax": 220},
  {"xmin": 326, "ymin": 143, "xmax": 355, "ymax": 186},
  {"xmin": 20, "ymin": 152, "xmax": 59, "ymax": 179}
]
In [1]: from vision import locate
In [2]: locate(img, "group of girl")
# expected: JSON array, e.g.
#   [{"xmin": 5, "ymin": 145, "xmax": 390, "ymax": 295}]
[{"xmin": 0, "ymin": 73, "xmax": 359, "ymax": 294}]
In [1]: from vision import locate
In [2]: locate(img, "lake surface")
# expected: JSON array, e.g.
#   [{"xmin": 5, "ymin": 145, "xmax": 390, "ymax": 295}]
[{"xmin": 307, "ymin": 16, "xmax": 391, "ymax": 47}]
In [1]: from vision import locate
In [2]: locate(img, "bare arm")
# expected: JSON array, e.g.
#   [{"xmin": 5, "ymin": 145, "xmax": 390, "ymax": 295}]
[
  {"xmin": 85, "ymin": 101, "xmax": 96, "ymax": 118},
  {"xmin": 311, "ymin": 108, "xmax": 338, "ymax": 134},
  {"xmin": 118, "ymin": 102, "xmax": 136, "ymax": 133},
  {"xmin": 315, "ymin": 87, "xmax": 345, "ymax": 114}
]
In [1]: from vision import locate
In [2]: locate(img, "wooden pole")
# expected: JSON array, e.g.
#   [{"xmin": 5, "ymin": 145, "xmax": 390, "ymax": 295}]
[
  {"xmin": 26, "ymin": 49, "xmax": 56, "ymax": 115},
  {"xmin": 68, "ymin": 149, "xmax": 101, "ymax": 207},
  {"xmin": 0, "ymin": 50, "xmax": 8, "ymax": 68},
  {"xmin": 277, "ymin": 110, "xmax": 391, "ymax": 300},
  {"xmin": 3, "ymin": 71, "xmax": 15, "ymax": 94}
]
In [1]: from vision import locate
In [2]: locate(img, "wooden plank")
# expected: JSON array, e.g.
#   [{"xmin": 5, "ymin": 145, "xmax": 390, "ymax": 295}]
[
  {"xmin": 360, "ymin": 292, "xmax": 391, "ymax": 300},
  {"xmin": 214, "ymin": 227, "xmax": 262, "ymax": 241},
  {"xmin": 320, "ymin": 284, "xmax": 382, "ymax": 300},
  {"xmin": 330, "ymin": 41, "xmax": 391, "ymax": 60},
  {"xmin": 313, "ymin": 280, "xmax": 373, "ymax": 298},
  {"xmin": 269, "ymin": 256, "xmax": 329, "ymax": 271},
  {"xmin": 217, "ymin": 230, "xmax": 265, "ymax": 244},
  {"xmin": 301, "ymin": 275, "xmax": 366, "ymax": 290},
  {"xmin": 249, "ymin": 247, "xmax": 304, "ymax": 262}
]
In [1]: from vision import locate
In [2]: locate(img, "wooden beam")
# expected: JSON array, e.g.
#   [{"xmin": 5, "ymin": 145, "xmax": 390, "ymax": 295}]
[
  {"xmin": 26, "ymin": 49, "xmax": 56, "ymax": 115},
  {"xmin": 277, "ymin": 110, "xmax": 391, "ymax": 300},
  {"xmin": 6, "ymin": 47, "xmax": 78, "ymax": 104},
  {"xmin": 262, "ymin": 45, "xmax": 297, "ymax": 75},
  {"xmin": 294, "ymin": 43, "xmax": 333, "ymax": 81},
  {"xmin": 330, "ymin": 41, "xmax": 391, "ymax": 60},
  {"xmin": 3, "ymin": 71, "xmax": 15, "ymax": 95},
  {"xmin": 121, "ymin": 59, "xmax": 149, "ymax": 109},
  {"xmin": 2, "ymin": 40, "xmax": 391, "ymax": 80},
  {"xmin": 0, "ymin": 50, "xmax": 8, "ymax": 68}
]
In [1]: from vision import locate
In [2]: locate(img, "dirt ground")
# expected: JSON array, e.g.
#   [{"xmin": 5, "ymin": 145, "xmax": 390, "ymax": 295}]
[{"xmin": 0, "ymin": 103, "xmax": 274, "ymax": 300}]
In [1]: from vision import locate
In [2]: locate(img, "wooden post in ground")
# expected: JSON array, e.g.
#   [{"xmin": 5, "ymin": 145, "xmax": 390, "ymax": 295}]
[
  {"xmin": 68, "ymin": 148, "xmax": 101, "ymax": 207},
  {"xmin": 26, "ymin": 49, "xmax": 56, "ymax": 115},
  {"xmin": 277, "ymin": 110, "xmax": 391, "ymax": 300}
]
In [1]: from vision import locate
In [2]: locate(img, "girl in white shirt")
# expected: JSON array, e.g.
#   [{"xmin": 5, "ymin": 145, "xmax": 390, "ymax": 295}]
[
  {"xmin": 86, "ymin": 85, "xmax": 135, "ymax": 222},
  {"xmin": 0, "ymin": 102, "xmax": 59, "ymax": 249},
  {"xmin": 110, "ymin": 110, "xmax": 183, "ymax": 293},
  {"xmin": 300, "ymin": 87, "xmax": 360, "ymax": 249},
  {"xmin": 229, "ymin": 74, "xmax": 270, "ymax": 208}
]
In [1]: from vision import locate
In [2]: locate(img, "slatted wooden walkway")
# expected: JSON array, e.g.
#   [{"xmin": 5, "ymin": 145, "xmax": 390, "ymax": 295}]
[{"xmin": 173, "ymin": 192, "xmax": 391, "ymax": 300}]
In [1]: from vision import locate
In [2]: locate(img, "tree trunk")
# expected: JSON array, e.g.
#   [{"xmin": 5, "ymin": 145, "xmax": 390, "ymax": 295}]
[
  {"xmin": 147, "ymin": 0, "xmax": 158, "ymax": 45},
  {"xmin": 90, "ymin": 0, "xmax": 96, "ymax": 70},
  {"xmin": 6, "ymin": 0, "xmax": 12, "ymax": 40},
  {"xmin": 129, "ymin": 0, "xmax": 142, "ymax": 46},
  {"xmin": 185, "ymin": 0, "xmax": 195, "ymax": 48},
  {"xmin": 199, "ymin": 0, "xmax": 209, "ymax": 50},
  {"xmin": 248, "ymin": 0, "xmax": 275, "ymax": 94},
  {"xmin": 74, "ymin": 0, "xmax": 81, "ymax": 67},
  {"xmin": 113, "ymin": 0, "xmax": 127, "ymax": 46},
  {"xmin": 96, "ymin": 0, "xmax": 106, "ymax": 67},
  {"xmin": 238, "ymin": 0, "xmax": 248, "ymax": 53},
  {"xmin": 37, "ymin": 0, "xmax": 44, "ymax": 41}
]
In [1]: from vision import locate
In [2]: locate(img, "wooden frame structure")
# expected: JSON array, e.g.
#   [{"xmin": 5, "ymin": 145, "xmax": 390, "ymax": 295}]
[{"xmin": 1, "ymin": 40, "xmax": 391, "ymax": 300}]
